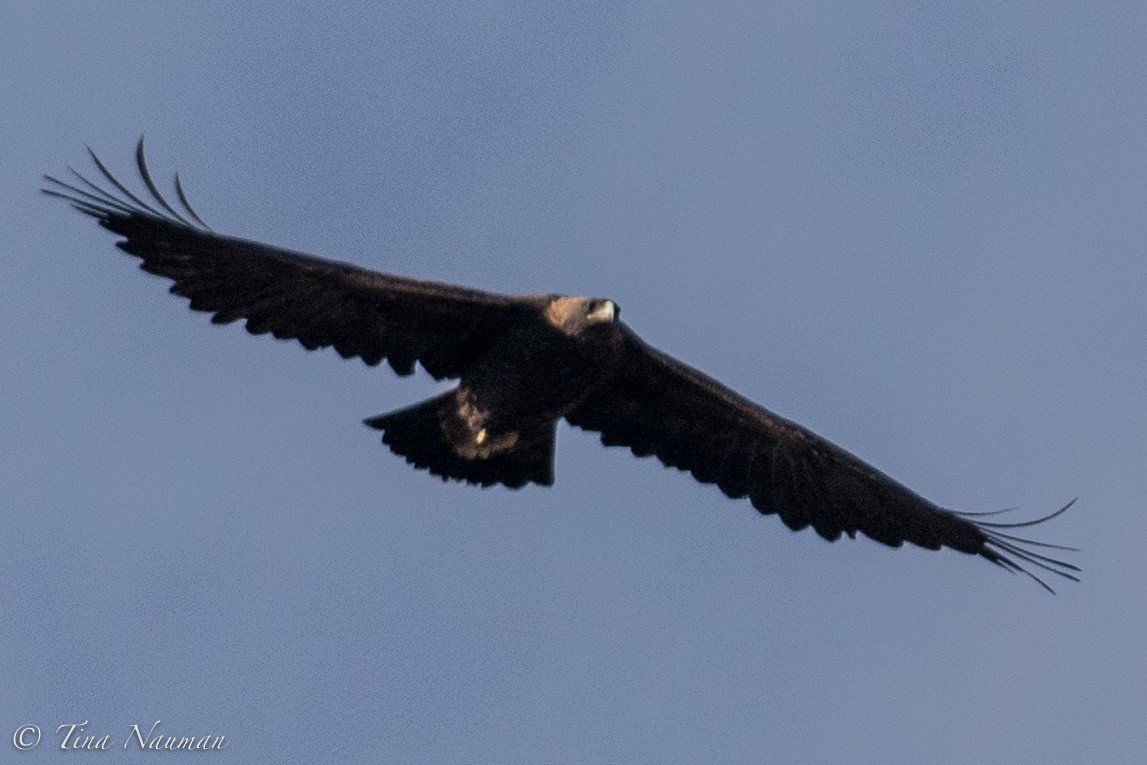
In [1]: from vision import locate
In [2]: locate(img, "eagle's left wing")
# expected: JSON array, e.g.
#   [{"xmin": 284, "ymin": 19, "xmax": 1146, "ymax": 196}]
[
  {"xmin": 566, "ymin": 323, "xmax": 1078, "ymax": 590},
  {"xmin": 43, "ymin": 139, "xmax": 545, "ymax": 380}
]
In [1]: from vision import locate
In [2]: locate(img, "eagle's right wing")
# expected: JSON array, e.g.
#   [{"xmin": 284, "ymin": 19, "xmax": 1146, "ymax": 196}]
[
  {"xmin": 43, "ymin": 139, "xmax": 543, "ymax": 380},
  {"xmin": 567, "ymin": 323, "xmax": 1079, "ymax": 591}
]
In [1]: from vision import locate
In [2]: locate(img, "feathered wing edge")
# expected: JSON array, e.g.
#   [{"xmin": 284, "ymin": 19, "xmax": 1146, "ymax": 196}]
[
  {"xmin": 42, "ymin": 136, "xmax": 210, "ymax": 232},
  {"xmin": 955, "ymin": 499, "xmax": 1079, "ymax": 593},
  {"xmin": 568, "ymin": 326, "xmax": 1080, "ymax": 593}
]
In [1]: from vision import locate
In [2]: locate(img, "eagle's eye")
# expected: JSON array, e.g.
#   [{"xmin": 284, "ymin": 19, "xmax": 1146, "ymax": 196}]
[{"xmin": 587, "ymin": 299, "xmax": 618, "ymax": 323}]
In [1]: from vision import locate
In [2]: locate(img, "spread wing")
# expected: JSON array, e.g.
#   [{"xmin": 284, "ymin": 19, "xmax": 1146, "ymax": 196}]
[
  {"xmin": 42, "ymin": 139, "xmax": 542, "ymax": 380},
  {"xmin": 567, "ymin": 324, "xmax": 1079, "ymax": 591}
]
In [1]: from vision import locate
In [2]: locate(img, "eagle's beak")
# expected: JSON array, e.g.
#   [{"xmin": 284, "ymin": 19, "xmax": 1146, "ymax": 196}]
[{"xmin": 588, "ymin": 299, "xmax": 617, "ymax": 323}]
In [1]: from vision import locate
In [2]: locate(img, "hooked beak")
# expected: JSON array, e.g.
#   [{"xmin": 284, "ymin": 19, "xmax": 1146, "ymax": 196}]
[{"xmin": 587, "ymin": 299, "xmax": 617, "ymax": 323}]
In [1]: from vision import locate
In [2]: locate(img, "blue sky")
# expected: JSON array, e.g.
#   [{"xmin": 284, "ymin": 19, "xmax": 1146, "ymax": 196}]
[{"xmin": 3, "ymin": 2, "xmax": 1144, "ymax": 762}]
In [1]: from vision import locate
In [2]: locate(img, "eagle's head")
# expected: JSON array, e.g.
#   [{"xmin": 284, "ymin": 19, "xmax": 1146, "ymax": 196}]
[{"xmin": 545, "ymin": 296, "xmax": 620, "ymax": 335}]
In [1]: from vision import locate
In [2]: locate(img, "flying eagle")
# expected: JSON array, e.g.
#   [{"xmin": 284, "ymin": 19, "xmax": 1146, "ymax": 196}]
[{"xmin": 43, "ymin": 140, "xmax": 1078, "ymax": 591}]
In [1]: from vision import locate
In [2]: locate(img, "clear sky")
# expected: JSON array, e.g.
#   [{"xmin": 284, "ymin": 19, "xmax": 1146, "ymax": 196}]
[{"xmin": 3, "ymin": 2, "xmax": 1144, "ymax": 762}]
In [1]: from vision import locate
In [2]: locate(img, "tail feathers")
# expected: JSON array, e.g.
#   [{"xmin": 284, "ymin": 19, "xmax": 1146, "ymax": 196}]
[{"xmin": 364, "ymin": 391, "xmax": 556, "ymax": 488}]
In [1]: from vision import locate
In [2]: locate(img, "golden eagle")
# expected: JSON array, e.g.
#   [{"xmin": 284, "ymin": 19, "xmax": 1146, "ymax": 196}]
[{"xmin": 43, "ymin": 140, "xmax": 1078, "ymax": 591}]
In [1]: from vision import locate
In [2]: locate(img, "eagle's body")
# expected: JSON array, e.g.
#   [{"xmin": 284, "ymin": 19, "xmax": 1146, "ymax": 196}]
[
  {"xmin": 371, "ymin": 295, "xmax": 624, "ymax": 487},
  {"xmin": 43, "ymin": 140, "xmax": 1078, "ymax": 591}
]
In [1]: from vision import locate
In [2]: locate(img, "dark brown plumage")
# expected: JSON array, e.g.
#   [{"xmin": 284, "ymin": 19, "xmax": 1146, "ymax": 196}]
[{"xmin": 43, "ymin": 139, "xmax": 1079, "ymax": 591}]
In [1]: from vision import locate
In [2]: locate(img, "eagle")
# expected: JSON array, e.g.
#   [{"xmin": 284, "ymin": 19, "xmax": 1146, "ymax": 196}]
[{"xmin": 43, "ymin": 139, "xmax": 1078, "ymax": 591}]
